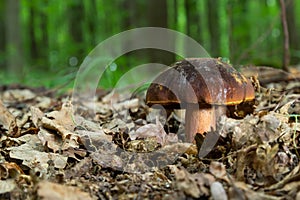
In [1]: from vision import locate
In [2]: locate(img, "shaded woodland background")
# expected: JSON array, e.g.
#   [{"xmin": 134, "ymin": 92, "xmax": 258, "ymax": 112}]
[{"xmin": 0, "ymin": 0, "xmax": 300, "ymax": 88}]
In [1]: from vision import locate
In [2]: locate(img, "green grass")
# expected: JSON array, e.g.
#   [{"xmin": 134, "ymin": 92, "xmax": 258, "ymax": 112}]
[
  {"xmin": 0, "ymin": 57, "xmax": 153, "ymax": 94},
  {"xmin": 0, "ymin": 67, "xmax": 76, "ymax": 90}
]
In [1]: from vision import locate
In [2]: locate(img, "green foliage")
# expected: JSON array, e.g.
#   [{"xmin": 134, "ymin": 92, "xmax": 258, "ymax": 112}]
[
  {"xmin": 98, "ymin": 55, "xmax": 150, "ymax": 89},
  {"xmin": 1, "ymin": 0, "xmax": 299, "ymax": 88}
]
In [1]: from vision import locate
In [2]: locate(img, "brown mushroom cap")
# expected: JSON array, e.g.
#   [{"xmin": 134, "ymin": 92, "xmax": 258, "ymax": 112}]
[{"xmin": 146, "ymin": 58, "xmax": 255, "ymax": 108}]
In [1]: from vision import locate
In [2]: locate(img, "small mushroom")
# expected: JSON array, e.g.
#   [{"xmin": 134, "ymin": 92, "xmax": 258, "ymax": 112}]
[{"xmin": 146, "ymin": 58, "xmax": 255, "ymax": 142}]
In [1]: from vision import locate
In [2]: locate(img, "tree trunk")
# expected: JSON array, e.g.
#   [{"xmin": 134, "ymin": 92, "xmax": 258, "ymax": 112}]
[
  {"xmin": 86, "ymin": 0, "xmax": 97, "ymax": 46},
  {"xmin": 40, "ymin": 7, "xmax": 48, "ymax": 67},
  {"xmin": 207, "ymin": 0, "xmax": 221, "ymax": 57},
  {"xmin": 27, "ymin": 1, "xmax": 48, "ymax": 69},
  {"xmin": 121, "ymin": 1, "xmax": 145, "ymax": 66},
  {"xmin": 280, "ymin": 0, "xmax": 290, "ymax": 71},
  {"xmin": 285, "ymin": 0, "xmax": 300, "ymax": 65},
  {"xmin": 122, "ymin": 0, "xmax": 138, "ymax": 29},
  {"xmin": 68, "ymin": 0, "xmax": 84, "ymax": 61},
  {"xmin": 228, "ymin": 0, "xmax": 250, "ymax": 64},
  {"xmin": 184, "ymin": 0, "xmax": 202, "ymax": 44},
  {"xmin": 146, "ymin": 0, "xmax": 175, "ymax": 65},
  {"xmin": 0, "ymin": 1, "xmax": 5, "ymax": 68},
  {"xmin": 5, "ymin": 0, "xmax": 24, "ymax": 79},
  {"xmin": 29, "ymin": 4, "xmax": 38, "ymax": 62}
]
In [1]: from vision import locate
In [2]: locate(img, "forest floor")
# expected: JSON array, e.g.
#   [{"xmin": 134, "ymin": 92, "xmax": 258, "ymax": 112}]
[{"xmin": 1, "ymin": 66, "xmax": 300, "ymax": 199}]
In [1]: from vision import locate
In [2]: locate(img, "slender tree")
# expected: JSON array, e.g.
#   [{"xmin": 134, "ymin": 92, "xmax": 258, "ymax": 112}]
[
  {"xmin": 4, "ymin": 0, "xmax": 24, "ymax": 79},
  {"xmin": 28, "ymin": 2, "xmax": 38, "ymax": 62},
  {"xmin": 27, "ymin": 1, "xmax": 49, "ymax": 69},
  {"xmin": 280, "ymin": 0, "xmax": 290, "ymax": 71},
  {"xmin": 122, "ymin": 0, "xmax": 138, "ymax": 29},
  {"xmin": 184, "ymin": 0, "xmax": 202, "ymax": 43},
  {"xmin": 85, "ymin": 0, "xmax": 98, "ymax": 46},
  {"xmin": 285, "ymin": 0, "xmax": 299, "ymax": 65},
  {"xmin": 207, "ymin": 0, "xmax": 221, "ymax": 57},
  {"xmin": 40, "ymin": 2, "xmax": 48, "ymax": 67},
  {"xmin": 0, "ymin": 1, "xmax": 5, "ymax": 68},
  {"xmin": 68, "ymin": 0, "xmax": 84, "ymax": 62},
  {"xmin": 145, "ymin": 0, "xmax": 175, "ymax": 65},
  {"xmin": 228, "ymin": 0, "xmax": 252, "ymax": 64}
]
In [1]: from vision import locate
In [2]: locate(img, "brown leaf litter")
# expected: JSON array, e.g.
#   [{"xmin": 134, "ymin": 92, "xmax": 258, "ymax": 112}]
[{"xmin": 1, "ymin": 67, "xmax": 300, "ymax": 199}]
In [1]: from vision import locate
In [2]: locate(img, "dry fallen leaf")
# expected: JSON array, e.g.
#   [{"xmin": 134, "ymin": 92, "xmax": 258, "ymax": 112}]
[
  {"xmin": 129, "ymin": 118, "xmax": 177, "ymax": 146},
  {"xmin": 77, "ymin": 129, "xmax": 113, "ymax": 151},
  {"xmin": 1, "ymin": 72, "xmax": 300, "ymax": 199},
  {"xmin": 171, "ymin": 166, "xmax": 201, "ymax": 198},
  {"xmin": 209, "ymin": 161, "xmax": 228, "ymax": 182},
  {"xmin": 7, "ymin": 134, "xmax": 68, "ymax": 171},
  {"xmin": 0, "ymin": 99, "xmax": 19, "ymax": 136},
  {"xmin": 41, "ymin": 116, "xmax": 80, "ymax": 149},
  {"xmin": 45, "ymin": 101, "xmax": 76, "ymax": 131},
  {"xmin": 168, "ymin": 165, "xmax": 214, "ymax": 198},
  {"xmin": 38, "ymin": 128, "xmax": 63, "ymax": 153},
  {"xmin": 30, "ymin": 106, "xmax": 44, "ymax": 128},
  {"xmin": 2, "ymin": 89, "xmax": 36, "ymax": 102},
  {"xmin": 0, "ymin": 162, "xmax": 24, "ymax": 179},
  {"xmin": 37, "ymin": 181, "xmax": 94, "ymax": 200},
  {"xmin": 0, "ymin": 179, "xmax": 16, "ymax": 194},
  {"xmin": 210, "ymin": 181, "xmax": 228, "ymax": 200}
]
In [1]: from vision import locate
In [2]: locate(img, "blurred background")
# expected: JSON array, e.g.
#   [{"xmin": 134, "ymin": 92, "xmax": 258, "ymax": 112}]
[{"xmin": 0, "ymin": 0, "xmax": 299, "ymax": 89}]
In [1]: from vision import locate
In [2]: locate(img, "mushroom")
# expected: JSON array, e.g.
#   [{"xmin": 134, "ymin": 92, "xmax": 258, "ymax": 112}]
[{"xmin": 146, "ymin": 58, "xmax": 255, "ymax": 143}]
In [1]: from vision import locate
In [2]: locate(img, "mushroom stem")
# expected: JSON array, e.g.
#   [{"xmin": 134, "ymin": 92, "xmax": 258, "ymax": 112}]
[{"xmin": 185, "ymin": 104, "xmax": 226, "ymax": 143}]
